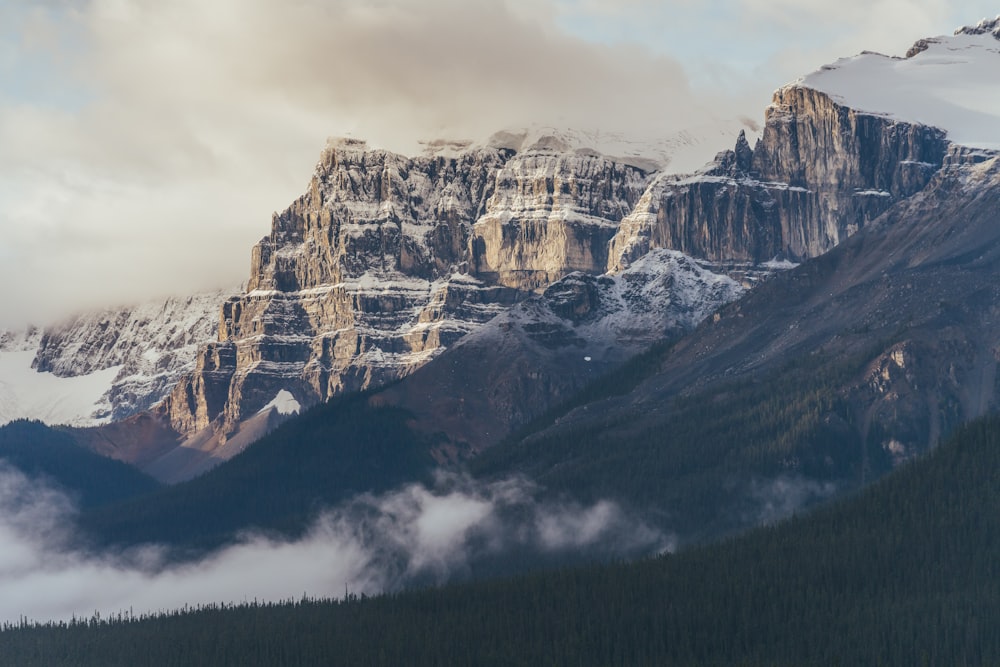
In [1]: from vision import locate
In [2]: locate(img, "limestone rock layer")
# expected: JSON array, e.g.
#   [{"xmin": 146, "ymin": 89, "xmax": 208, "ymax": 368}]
[
  {"xmin": 165, "ymin": 85, "xmax": 962, "ymax": 437},
  {"xmin": 164, "ymin": 136, "xmax": 654, "ymax": 434},
  {"xmin": 608, "ymin": 87, "xmax": 949, "ymax": 271}
]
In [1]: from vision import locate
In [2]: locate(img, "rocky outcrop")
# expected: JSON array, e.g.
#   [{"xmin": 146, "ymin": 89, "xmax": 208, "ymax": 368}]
[
  {"xmin": 469, "ymin": 148, "xmax": 650, "ymax": 290},
  {"xmin": 164, "ymin": 135, "xmax": 656, "ymax": 436},
  {"xmin": 955, "ymin": 15, "xmax": 1000, "ymax": 38},
  {"xmin": 609, "ymin": 88, "xmax": 949, "ymax": 270}
]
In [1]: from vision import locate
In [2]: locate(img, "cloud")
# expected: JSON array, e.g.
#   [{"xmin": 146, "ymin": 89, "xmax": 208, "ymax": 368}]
[
  {"xmin": 0, "ymin": 465, "xmax": 670, "ymax": 624},
  {"xmin": 0, "ymin": 0, "xmax": 734, "ymax": 329},
  {"xmin": 746, "ymin": 475, "xmax": 838, "ymax": 525}
]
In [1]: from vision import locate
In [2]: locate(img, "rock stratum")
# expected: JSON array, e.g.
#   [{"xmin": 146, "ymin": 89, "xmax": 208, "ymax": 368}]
[{"xmin": 159, "ymin": 128, "xmax": 732, "ymax": 440}]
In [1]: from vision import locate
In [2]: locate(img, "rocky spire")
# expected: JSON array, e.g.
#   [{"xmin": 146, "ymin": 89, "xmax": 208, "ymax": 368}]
[{"xmin": 733, "ymin": 129, "xmax": 754, "ymax": 174}]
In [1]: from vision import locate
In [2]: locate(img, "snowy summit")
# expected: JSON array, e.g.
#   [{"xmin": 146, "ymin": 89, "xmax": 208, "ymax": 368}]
[{"xmin": 794, "ymin": 16, "xmax": 1000, "ymax": 150}]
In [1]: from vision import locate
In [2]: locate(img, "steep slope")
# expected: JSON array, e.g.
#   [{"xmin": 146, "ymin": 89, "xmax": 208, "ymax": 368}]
[
  {"xmin": 0, "ymin": 290, "xmax": 231, "ymax": 427},
  {"xmin": 601, "ymin": 23, "xmax": 1000, "ymax": 458},
  {"xmin": 472, "ymin": 135, "xmax": 1000, "ymax": 544},
  {"xmin": 0, "ymin": 420, "xmax": 160, "ymax": 509}
]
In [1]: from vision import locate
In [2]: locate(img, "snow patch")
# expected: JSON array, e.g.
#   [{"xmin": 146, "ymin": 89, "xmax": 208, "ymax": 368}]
[
  {"xmin": 760, "ymin": 258, "xmax": 800, "ymax": 271},
  {"xmin": 0, "ymin": 350, "xmax": 120, "ymax": 427},
  {"xmin": 462, "ymin": 248, "xmax": 745, "ymax": 359},
  {"xmin": 796, "ymin": 28, "xmax": 1000, "ymax": 150},
  {"xmin": 257, "ymin": 390, "xmax": 301, "ymax": 416},
  {"xmin": 0, "ymin": 288, "xmax": 233, "ymax": 425}
]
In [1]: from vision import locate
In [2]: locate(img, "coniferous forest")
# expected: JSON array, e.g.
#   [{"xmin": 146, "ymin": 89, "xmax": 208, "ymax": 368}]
[{"xmin": 3, "ymin": 413, "xmax": 999, "ymax": 666}]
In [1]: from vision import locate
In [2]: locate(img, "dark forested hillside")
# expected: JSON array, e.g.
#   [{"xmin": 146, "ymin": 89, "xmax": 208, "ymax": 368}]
[
  {"xmin": 79, "ymin": 392, "xmax": 435, "ymax": 549},
  {"xmin": 471, "ymin": 345, "xmax": 887, "ymax": 543},
  {"xmin": 0, "ymin": 420, "xmax": 159, "ymax": 509},
  {"xmin": 5, "ymin": 413, "xmax": 1000, "ymax": 666}
]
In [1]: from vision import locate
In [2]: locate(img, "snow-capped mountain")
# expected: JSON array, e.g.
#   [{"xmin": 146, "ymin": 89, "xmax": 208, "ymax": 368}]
[
  {"xmin": 28, "ymin": 18, "xmax": 1000, "ymax": 484},
  {"xmin": 0, "ymin": 289, "xmax": 233, "ymax": 427},
  {"xmin": 160, "ymin": 122, "xmax": 764, "ymax": 439},
  {"xmin": 162, "ymin": 15, "xmax": 1000, "ymax": 446},
  {"xmin": 608, "ymin": 18, "xmax": 1000, "ymax": 275}
]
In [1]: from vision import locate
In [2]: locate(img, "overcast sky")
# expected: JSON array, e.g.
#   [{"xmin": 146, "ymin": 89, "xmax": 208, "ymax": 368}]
[{"xmin": 0, "ymin": 0, "xmax": 995, "ymax": 328}]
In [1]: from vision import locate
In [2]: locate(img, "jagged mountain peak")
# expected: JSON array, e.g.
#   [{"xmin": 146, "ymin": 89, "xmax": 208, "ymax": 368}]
[{"xmin": 955, "ymin": 15, "xmax": 1000, "ymax": 38}]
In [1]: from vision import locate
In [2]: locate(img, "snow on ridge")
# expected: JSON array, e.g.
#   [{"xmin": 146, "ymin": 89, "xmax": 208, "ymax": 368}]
[
  {"xmin": 462, "ymin": 248, "xmax": 746, "ymax": 358},
  {"xmin": 955, "ymin": 16, "xmax": 1000, "ymax": 38},
  {"xmin": 793, "ymin": 27, "xmax": 1000, "ymax": 150}
]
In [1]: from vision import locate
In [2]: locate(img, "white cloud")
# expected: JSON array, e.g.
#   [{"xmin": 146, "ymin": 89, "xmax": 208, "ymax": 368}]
[
  {"xmin": 747, "ymin": 475, "xmax": 838, "ymax": 525},
  {"xmin": 0, "ymin": 465, "xmax": 669, "ymax": 624},
  {"xmin": 0, "ymin": 0, "xmax": 740, "ymax": 329}
]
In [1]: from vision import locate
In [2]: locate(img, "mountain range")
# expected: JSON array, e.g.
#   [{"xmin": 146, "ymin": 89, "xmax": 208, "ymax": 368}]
[{"xmin": 1, "ymin": 17, "xmax": 1000, "ymax": 655}]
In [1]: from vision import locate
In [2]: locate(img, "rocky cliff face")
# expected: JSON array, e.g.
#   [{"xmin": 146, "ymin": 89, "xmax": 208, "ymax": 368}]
[
  {"xmin": 469, "ymin": 148, "xmax": 649, "ymax": 289},
  {"xmin": 607, "ymin": 17, "xmax": 1000, "ymax": 273},
  {"xmin": 164, "ymin": 133, "xmax": 658, "ymax": 436},
  {"xmin": 161, "ymin": 79, "xmax": 959, "ymax": 440},
  {"xmin": 160, "ymin": 20, "xmax": 1000, "ymax": 443},
  {"xmin": 375, "ymin": 248, "xmax": 745, "ymax": 455},
  {"xmin": 608, "ymin": 89, "xmax": 948, "ymax": 270}
]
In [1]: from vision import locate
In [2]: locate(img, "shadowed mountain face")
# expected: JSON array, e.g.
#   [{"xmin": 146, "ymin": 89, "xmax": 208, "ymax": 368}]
[
  {"xmin": 460, "ymin": 153, "xmax": 1000, "ymax": 543},
  {"xmin": 633, "ymin": 152, "xmax": 1000, "ymax": 454}
]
